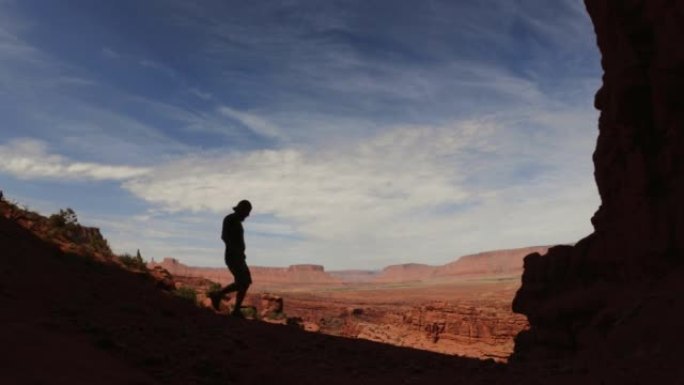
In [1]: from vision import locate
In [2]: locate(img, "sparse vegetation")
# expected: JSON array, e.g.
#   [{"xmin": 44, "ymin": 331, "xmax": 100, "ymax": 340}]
[
  {"xmin": 119, "ymin": 249, "xmax": 147, "ymax": 271},
  {"xmin": 88, "ymin": 236, "xmax": 111, "ymax": 254},
  {"xmin": 206, "ymin": 282, "xmax": 222, "ymax": 296},
  {"xmin": 175, "ymin": 286, "xmax": 198, "ymax": 304},
  {"xmin": 264, "ymin": 311, "xmax": 287, "ymax": 320},
  {"xmin": 48, "ymin": 208, "xmax": 78, "ymax": 228},
  {"xmin": 239, "ymin": 306, "xmax": 258, "ymax": 319}
]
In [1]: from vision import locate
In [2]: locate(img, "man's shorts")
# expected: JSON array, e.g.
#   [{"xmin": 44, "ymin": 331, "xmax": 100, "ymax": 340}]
[{"xmin": 225, "ymin": 254, "xmax": 252, "ymax": 287}]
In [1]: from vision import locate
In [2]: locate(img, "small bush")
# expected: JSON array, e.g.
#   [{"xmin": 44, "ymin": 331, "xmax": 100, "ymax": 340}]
[
  {"xmin": 240, "ymin": 306, "xmax": 258, "ymax": 319},
  {"xmin": 264, "ymin": 311, "xmax": 287, "ymax": 320},
  {"xmin": 175, "ymin": 286, "xmax": 197, "ymax": 303},
  {"xmin": 206, "ymin": 282, "xmax": 222, "ymax": 296},
  {"xmin": 119, "ymin": 250, "xmax": 147, "ymax": 271},
  {"xmin": 89, "ymin": 237, "xmax": 112, "ymax": 255},
  {"xmin": 48, "ymin": 208, "xmax": 78, "ymax": 228}
]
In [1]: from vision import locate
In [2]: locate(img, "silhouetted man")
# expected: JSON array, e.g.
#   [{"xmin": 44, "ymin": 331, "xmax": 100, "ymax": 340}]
[{"xmin": 210, "ymin": 199, "xmax": 252, "ymax": 317}]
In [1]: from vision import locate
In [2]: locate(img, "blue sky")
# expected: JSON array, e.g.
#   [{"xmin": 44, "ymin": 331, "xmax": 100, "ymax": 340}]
[{"xmin": 0, "ymin": 0, "xmax": 601, "ymax": 270}]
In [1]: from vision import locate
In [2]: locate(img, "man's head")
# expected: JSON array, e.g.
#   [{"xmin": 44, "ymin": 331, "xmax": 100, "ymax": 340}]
[{"xmin": 233, "ymin": 199, "xmax": 252, "ymax": 220}]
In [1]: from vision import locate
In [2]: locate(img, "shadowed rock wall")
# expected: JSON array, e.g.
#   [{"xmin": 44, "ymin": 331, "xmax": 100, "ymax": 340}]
[{"xmin": 512, "ymin": 0, "xmax": 684, "ymax": 360}]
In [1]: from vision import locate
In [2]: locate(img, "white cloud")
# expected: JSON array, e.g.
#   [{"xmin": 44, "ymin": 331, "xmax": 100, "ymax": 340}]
[
  {"xmin": 0, "ymin": 139, "xmax": 151, "ymax": 181},
  {"xmin": 121, "ymin": 114, "xmax": 600, "ymax": 269}
]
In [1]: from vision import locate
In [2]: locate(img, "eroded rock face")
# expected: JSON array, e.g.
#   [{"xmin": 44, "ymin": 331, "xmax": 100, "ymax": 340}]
[
  {"xmin": 148, "ymin": 266, "xmax": 176, "ymax": 291},
  {"xmin": 260, "ymin": 293, "xmax": 285, "ymax": 320},
  {"xmin": 283, "ymin": 295, "xmax": 527, "ymax": 362},
  {"xmin": 512, "ymin": 0, "xmax": 684, "ymax": 362},
  {"xmin": 435, "ymin": 247, "xmax": 550, "ymax": 277},
  {"xmin": 349, "ymin": 304, "xmax": 528, "ymax": 361},
  {"xmin": 373, "ymin": 264, "xmax": 437, "ymax": 282}
]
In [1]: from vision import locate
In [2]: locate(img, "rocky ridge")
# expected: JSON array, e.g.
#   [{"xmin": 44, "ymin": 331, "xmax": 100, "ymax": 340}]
[{"xmin": 0, "ymin": 200, "xmax": 113, "ymax": 261}]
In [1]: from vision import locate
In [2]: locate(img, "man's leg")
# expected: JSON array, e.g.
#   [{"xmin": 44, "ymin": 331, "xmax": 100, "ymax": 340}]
[
  {"xmin": 230, "ymin": 259, "xmax": 252, "ymax": 317},
  {"xmin": 220, "ymin": 282, "xmax": 239, "ymax": 295},
  {"xmin": 209, "ymin": 282, "xmax": 240, "ymax": 311},
  {"xmin": 231, "ymin": 284, "xmax": 249, "ymax": 316}
]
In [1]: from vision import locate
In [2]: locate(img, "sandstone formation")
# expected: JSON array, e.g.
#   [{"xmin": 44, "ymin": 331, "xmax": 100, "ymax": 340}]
[
  {"xmin": 369, "ymin": 246, "xmax": 550, "ymax": 283},
  {"xmin": 435, "ymin": 246, "xmax": 550, "ymax": 277},
  {"xmin": 148, "ymin": 266, "xmax": 176, "ymax": 291},
  {"xmin": 278, "ymin": 278, "xmax": 527, "ymax": 362},
  {"xmin": 149, "ymin": 245, "xmax": 548, "ymax": 361},
  {"xmin": 512, "ymin": 0, "xmax": 684, "ymax": 375},
  {"xmin": 328, "ymin": 269, "xmax": 381, "ymax": 282},
  {"xmin": 259, "ymin": 293, "xmax": 285, "ymax": 321},
  {"xmin": 152, "ymin": 245, "xmax": 552, "ymax": 288},
  {"xmin": 373, "ymin": 263, "xmax": 437, "ymax": 282},
  {"xmin": 348, "ymin": 303, "xmax": 528, "ymax": 361}
]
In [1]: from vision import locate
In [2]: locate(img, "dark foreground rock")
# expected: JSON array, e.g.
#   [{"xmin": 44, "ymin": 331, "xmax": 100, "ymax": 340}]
[{"xmin": 512, "ymin": 1, "xmax": 684, "ymax": 382}]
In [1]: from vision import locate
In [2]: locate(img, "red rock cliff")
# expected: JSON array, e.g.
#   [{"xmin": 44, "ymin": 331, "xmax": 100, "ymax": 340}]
[{"xmin": 512, "ymin": 0, "xmax": 684, "ymax": 363}]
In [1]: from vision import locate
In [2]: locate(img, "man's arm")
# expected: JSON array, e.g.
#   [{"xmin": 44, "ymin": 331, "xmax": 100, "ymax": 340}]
[
  {"xmin": 222, "ymin": 216, "xmax": 246, "ymax": 257},
  {"xmin": 221, "ymin": 216, "xmax": 229, "ymax": 243}
]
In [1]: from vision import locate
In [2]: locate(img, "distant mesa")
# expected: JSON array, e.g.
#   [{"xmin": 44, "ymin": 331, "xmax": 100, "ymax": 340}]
[
  {"xmin": 328, "ymin": 269, "xmax": 380, "ymax": 282},
  {"xmin": 434, "ymin": 246, "xmax": 551, "ymax": 277},
  {"xmin": 155, "ymin": 245, "xmax": 552, "ymax": 286},
  {"xmin": 149, "ymin": 258, "xmax": 341, "ymax": 285},
  {"xmin": 369, "ymin": 246, "xmax": 551, "ymax": 283},
  {"xmin": 373, "ymin": 263, "xmax": 437, "ymax": 283},
  {"xmin": 286, "ymin": 264, "xmax": 325, "ymax": 273}
]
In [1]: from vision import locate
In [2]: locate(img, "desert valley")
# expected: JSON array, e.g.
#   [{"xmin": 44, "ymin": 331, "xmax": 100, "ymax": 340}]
[{"xmin": 151, "ymin": 246, "xmax": 550, "ymax": 361}]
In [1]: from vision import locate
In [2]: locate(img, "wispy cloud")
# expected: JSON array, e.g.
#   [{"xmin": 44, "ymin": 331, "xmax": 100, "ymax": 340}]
[
  {"xmin": 218, "ymin": 106, "xmax": 282, "ymax": 140},
  {"xmin": 120, "ymin": 112, "xmax": 599, "ymax": 268},
  {"xmin": 0, "ymin": 139, "xmax": 151, "ymax": 181},
  {"xmin": 0, "ymin": 0, "xmax": 602, "ymax": 269},
  {"xmin": 101, "ymin": 47, "xmax": 120, "ymax": 59},
  {"xmin": 189, "ymin": 87, "xmax": 212, "ymax": 100}
]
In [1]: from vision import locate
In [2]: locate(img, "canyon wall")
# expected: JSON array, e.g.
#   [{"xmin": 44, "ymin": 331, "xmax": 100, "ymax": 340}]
[
  {"xmin": 283, "ymin": 295, "xmax": 527, "ymax": 362},
  {"xmin": 513, "ymin": 0, "xmax": 684, "ymax": 362}
]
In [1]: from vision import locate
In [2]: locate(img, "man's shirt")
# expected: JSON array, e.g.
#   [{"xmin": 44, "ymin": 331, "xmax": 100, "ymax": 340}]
[{"xmin": 222, "ymin": 213, "xmax": 245, "ymax": 257}]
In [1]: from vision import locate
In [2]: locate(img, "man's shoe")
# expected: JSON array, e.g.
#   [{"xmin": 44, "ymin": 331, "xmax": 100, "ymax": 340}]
[{"xmin": 209, "ymin": 292, "xmax": 222, "ymax": 311}]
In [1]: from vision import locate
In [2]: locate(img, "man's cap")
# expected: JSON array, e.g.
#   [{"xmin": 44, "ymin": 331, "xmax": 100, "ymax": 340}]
[{"xmin": 233, "ymin": 200, "xmax": 252, "ymax": 212}]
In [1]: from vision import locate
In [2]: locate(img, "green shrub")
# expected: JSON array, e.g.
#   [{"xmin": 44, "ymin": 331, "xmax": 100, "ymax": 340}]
[
  {"xmin": 206, "ymin": 282, "xmax": 222, "ymax": 296},
  {"xmin": 240, "ymin": 306, "xmax": 258, "ymax": 319},
  {"xmin": 89, "ymin": 236, "xmax": 112, "ymax": 255},
  {"xmin": 48, "ymin": 208, "xmax": 78, "ymax": 228},
  {"xmin": 175, "ymin": 286, "xmax": 197, "ymax": 303},
  {"xmin": 264, "ymin": 311, "xmax": 287, "ymax": 320},
  {"xmin": 119, "ymin": 250, "xmax": 146, "ymax": 271}
]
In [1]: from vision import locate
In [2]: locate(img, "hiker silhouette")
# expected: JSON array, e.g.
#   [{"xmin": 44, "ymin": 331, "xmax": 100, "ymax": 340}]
[{"xmin": 210, "ymin": 199, "xmax": 252, "ymax": 317}]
